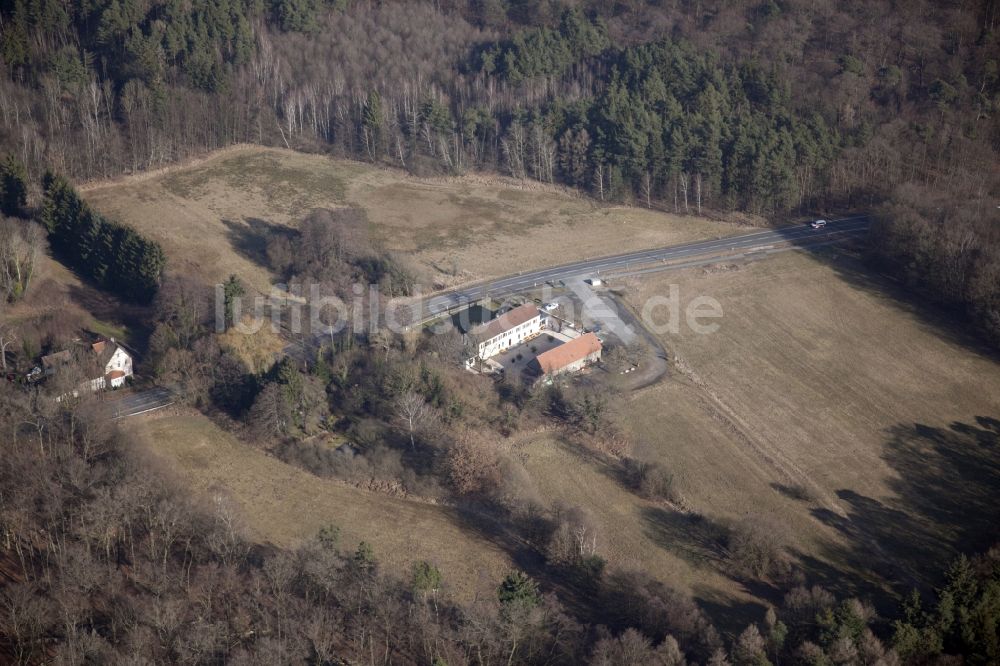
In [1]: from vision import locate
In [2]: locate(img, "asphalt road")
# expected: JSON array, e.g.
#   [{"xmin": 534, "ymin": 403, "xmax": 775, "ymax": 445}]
[
  {"xmin": 412, "ymin": 215, "xmax": 870, "ymax": 324},
  {"xmin": 106, "ymin": 386, "xmax": 175, "ymax": 419}
]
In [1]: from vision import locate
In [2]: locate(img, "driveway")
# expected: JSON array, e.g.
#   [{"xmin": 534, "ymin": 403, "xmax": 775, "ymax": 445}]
[{"xmin": 106, "ymin": 386, "xmax": 175, "ymax": 419}]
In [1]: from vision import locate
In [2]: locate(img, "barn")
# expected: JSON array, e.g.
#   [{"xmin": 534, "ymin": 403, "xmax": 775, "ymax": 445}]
[{"xmin": 533, "ymin": 332, "xmax": 602, "ymax": 380}]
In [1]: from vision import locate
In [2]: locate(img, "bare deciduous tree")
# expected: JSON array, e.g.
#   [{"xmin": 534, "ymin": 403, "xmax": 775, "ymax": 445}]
[
  {"xmin": 502, "ymin": 121, "xmax": 527, "ymax": 179},
  {"xmin": 249, "ymin": 382, "xmax": 292, "ymax": 441},
  {"xmin": 425, "ymin": 324, "xmax": 466, "ymax": 364},
  {"xmin": 0, "ymin": 219, "xmax": 43, "ymax": 303},
  {"xmin": 546, "ymin": 505, "xmax": 600, "ymax": 565},
  {"xmin": 733, "ymin": 623, "xmax": 767, "ymax": 665},
  {"xmin": 0, "ymin": 323, "xmax": 17, "ymax": 370},
  {"xmin": 394, "ymin": 390, "xmax": 433, "ymax": 449},
  {"xmin": 593, "ymin": 162, "xmax": 606, "ymax": 201},
  {"xmin": 726, "ymin": 514, "xmax": 791, "ymax": 580},
  {"xmin": 445, "ymin": 429, "xmax": 501, "ymax": 495},
  {"xmin": 642, "ymin": 171, "xmax": 653, "ymax": 208}
]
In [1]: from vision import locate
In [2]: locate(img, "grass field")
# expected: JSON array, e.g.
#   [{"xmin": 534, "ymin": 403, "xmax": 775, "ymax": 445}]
[
  {"xmin": 124, "ymin": 409, "xmax": 512, "ymax": 602},
  {"xmin": 507, "ymin": 248, "xmax": 999, "ymax": 622},
  {"xmin": 82, "ymin": 146, "xmax": 742, "ymax": 293},
  {"xmin": 615, "ymin": 248, "xmax": 1000, "ymax": 600},
  {"xmin": 518, "ymin": 430, "xmax": 767, "ymax": 621}
]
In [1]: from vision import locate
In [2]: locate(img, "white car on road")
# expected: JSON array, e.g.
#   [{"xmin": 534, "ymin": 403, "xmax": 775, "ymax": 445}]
[{"xmin": 811, "ymin": 219, "xmax": 828, "ymax": 229}]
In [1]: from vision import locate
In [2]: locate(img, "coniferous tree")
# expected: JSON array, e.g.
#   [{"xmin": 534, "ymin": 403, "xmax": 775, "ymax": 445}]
[
  {"xmin": 40, "ymin": 173, "xmax": 164, "ymax": 303},
  {"xmin": 0, "ymin": 154, "xmax": 27, "ymax": 217}
]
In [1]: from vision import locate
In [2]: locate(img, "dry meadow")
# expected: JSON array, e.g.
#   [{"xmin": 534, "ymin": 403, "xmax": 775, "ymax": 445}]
[{"xmin": 82, "ymin": 146, "xmax": 741, "ymax": 293}]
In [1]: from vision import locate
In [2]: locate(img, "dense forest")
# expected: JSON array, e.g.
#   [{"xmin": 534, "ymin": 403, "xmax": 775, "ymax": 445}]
[
  {"xmin": 1, "ymin": 0, "xmax": 997, "ymax": 340},
  {"xmin": 2, "ymin": 0, "xmax": 1000, "ymax": 662}
]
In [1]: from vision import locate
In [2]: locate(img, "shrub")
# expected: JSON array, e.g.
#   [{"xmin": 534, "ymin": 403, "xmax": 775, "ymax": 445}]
[
  {"xmin": 623, "ymin": 458, "xmax": 679, "ymax": 503},
  {"xmin": 726, "ymin": 515, "xmax": 791, "ymax": 580}
]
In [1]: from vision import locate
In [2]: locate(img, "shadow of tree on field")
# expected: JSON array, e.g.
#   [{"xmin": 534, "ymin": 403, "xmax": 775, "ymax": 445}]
[
  {"xmin": 695, "ymin": 589, "xmax": 770, "ymax": 640},
  {"xmin": 640, "ymin": 506, "xmax": 731, "ymax": 571},
  {"xmin": 791, "ymin": 550, "xmax": 892, "ymax": 613},
  {"xmin": 793, "ymin": 237, "xmax": 1000, "ymax": 363},
  {"xmin": 770, "ymin": 482, "xmax": 816, "ymax": 503},
  {"xmin": 222, "ymin": 217, "xmax": 290, "ymax": 269},
  {"xmin": 639, "ymin": 416, "xmax": 1000, "ymax": 618},
  {"xmin": 67, "ymin": 283, "xmax": 154, "ymax": 350},
  {"xmin": 807, "ymin": 417, "xmax": 1000, "ymax": 601}
]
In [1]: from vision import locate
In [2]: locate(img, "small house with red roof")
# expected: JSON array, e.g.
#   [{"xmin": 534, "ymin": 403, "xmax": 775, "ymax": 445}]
[{"xmin": 43, "ymin": 338, "xmax": 133, "ymax": 393}]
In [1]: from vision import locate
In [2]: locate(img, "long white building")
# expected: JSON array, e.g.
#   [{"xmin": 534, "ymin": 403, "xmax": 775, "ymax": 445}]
[{"xmin": 469, "ymin": 303, "xmax": 542, "ymax": 361}]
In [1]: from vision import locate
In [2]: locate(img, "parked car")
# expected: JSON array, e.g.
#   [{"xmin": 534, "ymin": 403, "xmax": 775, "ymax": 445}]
[
  {"xmin": 587, "ymin": 277, "xmax": 603, "ymax": 286},
  {"xmin": 542, "ymin": 302, "xmax": 559, "ymax": 312},
  {"xmin": 811, "ymin": 219, "xmax": 828, "ymax": 229}
]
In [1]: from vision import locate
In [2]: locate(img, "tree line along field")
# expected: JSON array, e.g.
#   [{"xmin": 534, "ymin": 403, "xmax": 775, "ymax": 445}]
[{"xmin": 81, "ymin": 145, "xmax": 743, "ymax": 294}]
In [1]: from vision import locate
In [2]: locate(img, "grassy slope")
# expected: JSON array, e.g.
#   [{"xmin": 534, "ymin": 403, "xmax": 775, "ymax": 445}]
[
  {"xmin": 125, "ymin": 410, "xmax": 512, "ymax": 602},
  {"xmin": 619, "ymin": 249, "xmax": 1000, "ymax": 598},
  {"xmin": 82, "ymin": 146, "xmax": 742, "ymax": 293},
  {"xmin": 4, "ymin": 253, "xmax": 142, "ymax": 347},
  {"xmin": 515, "ymin": 248, "xmax": 998, "ymax": 624},
  {"xmin": 518, "ymin": 431, "xmax": 764, "ymax": 619}
]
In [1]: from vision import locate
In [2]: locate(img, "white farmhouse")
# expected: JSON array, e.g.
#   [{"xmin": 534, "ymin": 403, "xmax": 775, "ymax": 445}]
[
  {"xmin": 468, "ymin": 303, "xmax": 542, "ymax": 361},
  {"xmin": 44, "ymin": 339, "xmax": 134, "ymax": 393},
  {"xmin": 89, "ymin": 339, "xmax": 133, "ymax": 390}
]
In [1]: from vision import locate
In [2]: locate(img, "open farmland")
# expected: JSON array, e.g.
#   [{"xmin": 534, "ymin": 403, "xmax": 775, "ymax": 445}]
[
  {"xmin": 124, "ymin": 409, "xmax": 513, "ymax": 602},
  {"xmin": 517, "ymin": 428, "xmax": 771, "ymax": 623},
  {"xmin": 506, "ymin": 247, "xmax": 999, "ymax": 624},
  {"xmin": 81, "ymin": 146, "xmax": 742, "ymax": 293},
  {"xmin": 614, "ymin": 249, "xmax": 1000, "ymax": 599}
]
